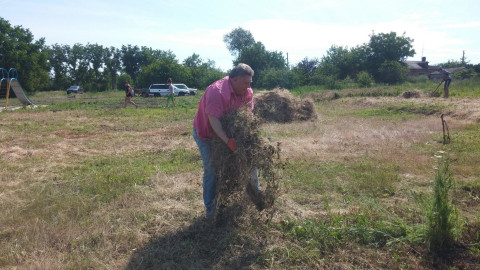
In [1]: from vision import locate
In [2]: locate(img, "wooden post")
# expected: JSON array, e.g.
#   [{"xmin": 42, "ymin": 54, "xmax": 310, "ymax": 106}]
[{"xmin": 441, "ymin": 114, "xmax": 451, "ymax": 144}]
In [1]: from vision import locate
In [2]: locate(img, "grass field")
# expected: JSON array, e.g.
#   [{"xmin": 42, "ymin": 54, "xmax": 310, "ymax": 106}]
[{"xmin": 1, "ymin": 85, "xmax": 479, "ymax": 269}]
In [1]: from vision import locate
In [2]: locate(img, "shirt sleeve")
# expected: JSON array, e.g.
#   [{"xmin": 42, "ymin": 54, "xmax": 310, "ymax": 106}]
[{"xmin": 204, "ymin": 88, "xmax": 224, "ymax": 118}]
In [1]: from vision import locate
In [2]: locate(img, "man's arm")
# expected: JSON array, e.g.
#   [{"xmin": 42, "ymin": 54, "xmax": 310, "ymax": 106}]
[{"xmin": 208, "ymin": 115, "xmax": 228, "ymax": 144}]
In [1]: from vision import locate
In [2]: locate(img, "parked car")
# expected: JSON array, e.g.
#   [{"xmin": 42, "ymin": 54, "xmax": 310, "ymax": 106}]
[
  {"xmin": 174, "ymin": 84, "xmax": 198, "ymax": 95},
  {"xmin": 147, "ymin": 84, "xmax": 189, "ymax": 97},
  {"xmin": 66, "ymin": 85, "xmax": 84, "ymax": 94}
]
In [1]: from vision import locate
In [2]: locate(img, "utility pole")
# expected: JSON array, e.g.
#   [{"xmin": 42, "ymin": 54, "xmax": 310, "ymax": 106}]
[{"xmin": 461, "ymin": 50, "xmax": 465, "ymax": 65}]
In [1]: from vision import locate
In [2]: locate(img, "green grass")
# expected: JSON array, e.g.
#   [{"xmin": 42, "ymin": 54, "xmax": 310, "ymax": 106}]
[
  {"xmin": 291, "ymin": 77, "xmax": 480, "ymax": 98},
  {"xmin": 1, "ymin": 85, "xmax": 480, "ymax": 269}
]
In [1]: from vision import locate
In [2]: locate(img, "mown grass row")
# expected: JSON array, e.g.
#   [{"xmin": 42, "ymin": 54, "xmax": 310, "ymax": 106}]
[{"xmin": 291, "ymin": 76, "xmax": 480, "ymax": 98}]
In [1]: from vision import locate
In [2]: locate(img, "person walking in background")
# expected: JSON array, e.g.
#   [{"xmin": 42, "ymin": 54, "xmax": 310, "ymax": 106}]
[
  {"xmin": 438, "ymin": 67, "xmax": 452, "ymax": 98},
  {"xmin": 123, "ymin": 81, "xmax": 138, "ymax": 108},
  {"xmin": 192, "ymin": 63, "xmax": 262, "ymax": 218},
  {"xmin": 166, "ymin": 78, "xmax": 176, "ymax": 108}
]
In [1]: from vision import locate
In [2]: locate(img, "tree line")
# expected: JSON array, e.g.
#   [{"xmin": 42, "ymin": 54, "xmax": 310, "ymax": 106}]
[
  {"xmin": 1, "ymin": 17, "xmax": 478, "ymax": 93},
  {"xmin": 0, "ymin": 17, "xmax": 224, "ymax": 93},
  {"xmin": 225, "ymin": 27, "xmax": 480, "ymax": 89}
]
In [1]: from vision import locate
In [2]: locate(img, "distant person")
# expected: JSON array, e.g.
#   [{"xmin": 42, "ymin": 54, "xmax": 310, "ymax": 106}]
[
  {"xmin": 124, "ymin": 81, "xmax": 138, "ymax": 108},
  {"xmin": 166, "ymin": 78, "xmax": 176, "ymax": 108},
  {"xmin": 192, "ymin": 63, "xmax": 263, "ymax": 218},
  {"xmin": 438, "ymin": 68, "xmax": 451, "ymax": 98}
]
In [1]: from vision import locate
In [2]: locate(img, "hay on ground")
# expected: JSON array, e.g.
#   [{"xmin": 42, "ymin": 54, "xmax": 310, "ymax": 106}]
[
  {"xmin": 210, "ymin": 108, "xmax": 279, "ymax": 213},
  {"xmin": 429, "ymin": 91, "xmax": 441, "ymax": 97},
  {"xmin": 254, "ymin": 88, "xmax": 317, "ymax": 123},
  {"xmin": 402, "ymin": 90, "xmax": 421, "ymax": 98}
]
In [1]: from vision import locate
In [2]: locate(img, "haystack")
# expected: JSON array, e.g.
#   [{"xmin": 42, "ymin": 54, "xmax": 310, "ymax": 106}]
[
  {"xmin": 402, "ymin": 90, "xmax": 421, "ymax": 98},
  {"xmin": 210, "ymin": 108, "xmax": 279, "ymax": 212},
  {"xmin": 254, "ymin": 88, "xmax": 317, "ymax": 123}
]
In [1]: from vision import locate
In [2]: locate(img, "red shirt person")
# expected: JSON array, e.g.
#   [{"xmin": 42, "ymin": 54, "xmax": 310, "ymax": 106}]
[{"xmin": 193, "ymin": 63, "xmax": 254, "ymax": 217}]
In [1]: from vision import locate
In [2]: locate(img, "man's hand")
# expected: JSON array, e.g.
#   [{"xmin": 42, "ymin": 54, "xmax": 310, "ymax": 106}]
[{"xmin": 227, "ymin": 138, "xmax": 237, "ymax": 152}]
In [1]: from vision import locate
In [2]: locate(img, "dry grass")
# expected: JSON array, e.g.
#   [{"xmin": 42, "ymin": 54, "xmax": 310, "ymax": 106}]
[
  {"xmin": 254, "ymin": 88, "xmax": 317, "ymax": 123},
  {"xmin": 1, "ymin": 91, "xmax": 479, "ymax": 268}
]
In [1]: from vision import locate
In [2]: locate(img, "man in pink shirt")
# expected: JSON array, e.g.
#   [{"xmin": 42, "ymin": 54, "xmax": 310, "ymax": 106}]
[{"xmin": 193, "ymin": 63, "xmax": 258, "ymax": 217}]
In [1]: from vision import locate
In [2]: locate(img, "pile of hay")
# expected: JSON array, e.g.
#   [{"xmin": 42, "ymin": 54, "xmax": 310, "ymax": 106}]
[
  {"xmin": 211, "ymin": 108, "xmax": 279, "ymax": 213},
  {"xmin": 402, "ymin": 90, "xmax": 421, "ymax": 98},
  {"xmin": 429, "ymin": 91, "xmax": 442, "ymax": 97},
  {"xmin": 254, "ymin": 88, "xmax": 317, "ymax": 123}
]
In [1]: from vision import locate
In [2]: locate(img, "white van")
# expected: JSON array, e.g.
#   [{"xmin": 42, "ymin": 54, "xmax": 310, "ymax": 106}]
[{"xmin": 148, "ymin": 84, "xmax": 189, "ymax": 97}]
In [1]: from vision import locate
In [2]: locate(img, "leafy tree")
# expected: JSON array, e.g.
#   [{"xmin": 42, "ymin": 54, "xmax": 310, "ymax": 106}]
[
  {"xmin": 0, "ymin": 17, "xmax": 49, "ymax": 92},
  {"xmin": 183, "ymin": 53, "xmax": 225, "ymax": 88},
  {"xmin": 452, "ymin": 68, "xmax": 476, "ymax": 79},
  {"xmin": 317, "ymin": 45, "xmax": 358, "ymax": 79},
  {"xmin": 86, "ymin": 43, "xmax": 105, "ymax": 87},
  {"xmin": 223, "ymin": 27, "xmax": 255, "ymax": 56},
  {"xmin": 296, "ymin": 57, "xmax": 319, "ymax": 76},
  {"xmin": 117, "ymin": 73, "xmax": 133, "ymax": 90},
  {"xmin": 136, "ymin": 57, "xmax": 192, "ymax": 88},
  {"xmin": 438, "ymin": 60, "xmax": 463, "ymax": 68},
  {"xmin": 234, "ymin": 42, "xmax": 287, "ymax": 87},
  {"xmin": 48, "ymin": 44, "xmax": 70, "ymax": 90},
  {"xmin": 378, "ymin": 60, "xmax": 409, "ymax": 84},
  {"xmin": 103, "ymin": 47, "xmax": 122, "ymax": 90},
  {"xmin": 120, "ymin": 45, "xmax": 143, "ymax": 81},
  {"xmin": 259, "ymin": 68, "xmax": 293, "ymax": 89},
  {"xmin": 292, "ymin": 57, "xmax": 319, "ymax": 86},
  {"xmin": 473, "ymin": 64, "xmax": 480, "ymax": 73},
  {"xmin": 367, "ymin": 32, "xmax": 415, "ymax": 79}
]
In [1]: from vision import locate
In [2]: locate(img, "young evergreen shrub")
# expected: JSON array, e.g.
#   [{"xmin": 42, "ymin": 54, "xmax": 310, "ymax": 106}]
[
  {"xmin": 426, "ymin": 153, "xmax": 459, "ymax": 251},
  {"xmin": 356, "ymin": 71, "xmax": 374, "ymax": 88}
]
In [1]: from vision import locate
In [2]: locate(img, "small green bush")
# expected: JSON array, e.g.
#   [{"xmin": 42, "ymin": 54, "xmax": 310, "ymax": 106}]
[
  {"xmin": 426, "ymin": 153, "xmax": 459, "ymax": 251},
  {"xmin": 356, "ymin": 71, "xmax": 374, "ymax": 88}
]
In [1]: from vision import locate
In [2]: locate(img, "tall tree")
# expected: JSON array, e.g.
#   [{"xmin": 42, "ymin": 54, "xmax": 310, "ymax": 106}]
[
  {"xmin": 121, "ymin": 45, "xmax": 142, "ymax": 81},
  {"xmin": 235, "ymin": 42, "xmax": 286, "ymax": 72},
  {"xmin": 103, "ymin": 46, "xmax": 122, "ymax": 90},
  {"xmin": 292, "ymin": 57, "xmax": 319, "ymax": 86},
  {"xmin": 223, "ymin": 27, "xmax": 255, "ymax": 56},
  {"xmin": 234, "ymin": 42, "xmax": 287, "ymax": 87},
  {"xmin": 366, "ymin": 31, "xmax": 415, "ymax": 80},
  {"xmin": 0, "ymin": 17, "xmax": 49, "ymax": 92},
  {"xmin": 48, "ymin": 43, "xmax": 70, "ymax": 89}
]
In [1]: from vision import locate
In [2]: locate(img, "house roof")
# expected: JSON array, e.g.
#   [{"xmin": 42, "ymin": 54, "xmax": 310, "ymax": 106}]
[{"xmin": 406, "ymin": 62, "xmax": 425, "ymax": 70}]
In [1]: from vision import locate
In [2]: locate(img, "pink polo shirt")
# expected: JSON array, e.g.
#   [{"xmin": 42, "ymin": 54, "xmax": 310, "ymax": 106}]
[{"xmin": 193, "ymin": 76, "xmax": 254, "ymax": 141}]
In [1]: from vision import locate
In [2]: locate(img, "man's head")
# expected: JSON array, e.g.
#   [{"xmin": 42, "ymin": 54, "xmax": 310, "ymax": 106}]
[
  {"xmin": 229, "ymin": 63, "xmax": 254, "ymax": 96},
  {"xmin": 167, "ymin": 78, "xmax": 172, "ymax": 84},
  {"xmin": 438, "ymin": 68, "xmax": 443, "ymax": 72}
]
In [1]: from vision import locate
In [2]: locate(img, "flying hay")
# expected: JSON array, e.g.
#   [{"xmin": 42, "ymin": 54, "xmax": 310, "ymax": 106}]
[
  {"xmin": 211, "ymin": 108, "xmax": 279, "ymax": 213},
  {"xmin": 254, "ymin": 88, "xmax": 317, "ymax": 123}
]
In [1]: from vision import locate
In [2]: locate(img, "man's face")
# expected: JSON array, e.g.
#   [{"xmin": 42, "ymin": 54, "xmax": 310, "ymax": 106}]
[{"xmin": 231, "ymin": 75, "xmax": 253, "ymax": 96}]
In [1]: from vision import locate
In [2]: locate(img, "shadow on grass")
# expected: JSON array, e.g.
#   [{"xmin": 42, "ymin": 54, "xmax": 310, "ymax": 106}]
[{"xmin": 125, "ymin": 204, "xmax": 266, "ymax": 269}]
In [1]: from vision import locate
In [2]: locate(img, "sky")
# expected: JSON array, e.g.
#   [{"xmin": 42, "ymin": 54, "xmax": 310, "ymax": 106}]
[{"xmin": 2, "ymin": 0, "xmax": 480, "ymax": 71}]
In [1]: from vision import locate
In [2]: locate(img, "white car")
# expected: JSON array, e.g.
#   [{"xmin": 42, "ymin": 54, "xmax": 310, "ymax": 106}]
[
  {"xmin": 148, "ymin": 84, "xmax": 189, "ymax": 97},
  {"xmin": 174, "ymin": 84, "xmax": 198, "ymax": 95}
]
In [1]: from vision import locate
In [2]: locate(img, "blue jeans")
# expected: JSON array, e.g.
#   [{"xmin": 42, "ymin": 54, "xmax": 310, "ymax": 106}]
[
  {"xmin": 193, "ymin": 128, "xmax": 260, "ymax": 217},
  {"xmin": 193, "ymin": 128, "xmax": 217, "ymax": 216}
]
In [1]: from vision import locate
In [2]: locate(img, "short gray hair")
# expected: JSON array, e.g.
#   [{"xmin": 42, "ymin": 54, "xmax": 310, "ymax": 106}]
[{"xmin": 229, "ymin": 63, "xmax": 254, "ymax": 78}]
